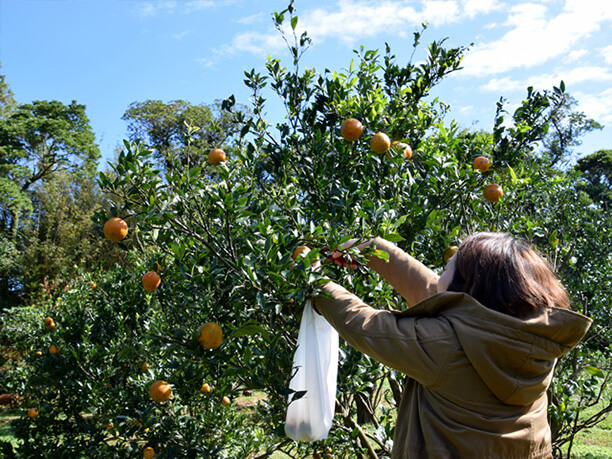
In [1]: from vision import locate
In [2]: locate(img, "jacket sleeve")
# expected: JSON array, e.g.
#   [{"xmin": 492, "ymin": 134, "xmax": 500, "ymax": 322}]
[
  {"xmin": 313, "ymin": 280, "xmax": 454, "ymax": 385},
  {"xmin": 366, "ymin": 237, "xmax": 439, "ymax": 306}
]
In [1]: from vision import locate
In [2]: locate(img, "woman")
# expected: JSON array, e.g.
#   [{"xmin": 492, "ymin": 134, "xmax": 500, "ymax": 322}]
[{"xmin": 311, "ymin": 232, "xmax": 592, "ymax": 459}]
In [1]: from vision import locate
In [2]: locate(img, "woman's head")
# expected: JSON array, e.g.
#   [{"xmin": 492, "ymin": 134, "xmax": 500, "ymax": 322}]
[{"xmin": 442, "ymin": 232, "xmax": 570, "ymax": 318}]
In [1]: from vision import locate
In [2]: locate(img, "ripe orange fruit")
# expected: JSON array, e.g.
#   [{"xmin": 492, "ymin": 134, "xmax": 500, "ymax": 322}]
[
  {"xmin": 443, "ymin": 246, "xmax": 458, "ymax": 263},
  {"xmin": 89, "ymin": 281, "xmax": 97, "ymax": 290},
  {"xmin": 391, "ymin": 141, "xmax": 412, "ymax": 159},
  {"xmin": 291, "ymin": 245, "xmax": 308, "ymax": 260},
  {"xmin": 473, "ymin": 156, "xmax": 491, "ymax": 172},
  {"xmin": 149, "ymin": 380, "xmax": 172, "ymax": 402},
  {"xmin": 370, "ymin": 132, "xmax": 391, "ymax": 154},
  {"xmin": 142, "ymin": 271, "xmax": 161, "ymax": 292},
  {"xmin": 27, "ymin": 408, "xmax": 38, "ymax": 418},
  {"xmin": 49, "ymin": 344, "xmax": 58, "ymax": 355},
  {"xmin": 222, "ymin": 395, "xmax": 231, "ymax": 406},
  {"xmin": 198, "ymin": 322, "xmax": 223, "ymax": 349},
  {"xmin": 143, "ymin": 446, "xmax": 155, "ymax": 459},
  {"xmin": 141, "ymin": 362, "xmax": 149, "ymax": 372},
  {"xmin": 200, "ymin": 383, "xmax": 212, "ymax": 394},
  {"xmin": 208, "ymin": 148, "xmax": 226, "ymax": 166},
  {"xmin": 340, "ymin": 118, "xmax": 363, "ymax": 141},
  {"xmin": 103, "ymin": 217, "xmax": 128, "ymax": 242},
  {"xmin": 44, "ymin": 317, "xmax": 55, "ymax": 330},
  {"xmin": 483, "ymin": 184, "xmax": 504, "ymax": 203},
  {"xmin": 35, "ymin": 351, "xmax": 42, "ymax": 357},
  {"xmin": 107, "ymin": 422, "xmax": 114, "ymax": 429}
]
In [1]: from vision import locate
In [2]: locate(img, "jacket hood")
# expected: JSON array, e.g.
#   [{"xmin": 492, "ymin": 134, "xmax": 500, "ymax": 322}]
[{"xmin": 404, "ymin": 292, "xmax": 592, "ymax": 406}]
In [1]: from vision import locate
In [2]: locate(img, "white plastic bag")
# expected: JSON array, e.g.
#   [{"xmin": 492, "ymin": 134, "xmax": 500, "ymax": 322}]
[{"xmin": 285, "ymin": 299, "xmax": 339, "ymax": 442}]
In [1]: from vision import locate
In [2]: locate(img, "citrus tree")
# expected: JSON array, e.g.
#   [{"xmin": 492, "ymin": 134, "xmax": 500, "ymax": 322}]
[{"xmin": 2, "ymin": 3, "xmax": 610, "ymax": 458}]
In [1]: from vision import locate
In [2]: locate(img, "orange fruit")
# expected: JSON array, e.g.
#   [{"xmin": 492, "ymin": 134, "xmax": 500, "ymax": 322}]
[
  {"xmin": 222, "ymin": 395, "xmax": 231, "ymax": 406},
  {"xmin": 142, "ymin": 271, "xmax": 161, "ymax": 292},
  {"xmin": 49, "ymin": 344, "xmax": 58, "ymax": 355},
  {"xmin": 483, "ymin": 184, "xmax": 504, "ymax": 203},
  {"xmin": 340, "ymin": 118, "xmax": 363, "ymax": 141},
  {"xmin": 370, "ymin": 132, "xmax": 391, "ymax": 154},
  {"xmin": 103, "ymin": 217, "xmax": 128, "ymax": 242},
  {"xmin": 149, "ymin": 380, "xmax": 172, "ymax": 402},
  {"xmin": 198, "ymin": 322, "xmax": 223, "ymax": 349},
  {"xmin": 141, "ymin": 362, "xmax": 149, "ymax": 372},
  {"xmin": 107, "ymin": 422, "xmax": 114, "ymax": 429},
  {"xmin": 143, "ymin": 446, "xmax": 155, "ymax": 459},
  {"xmin": 44, "ymin": 317, "xmax": 55, "ymax": 330},
  {"xmin": 89, "ymin": 281, "xmax": 97, "ymax": 289},
  {"xmin": 391, "ymin": 141, "xmax": 412, "ymax": 159},
  {"xmin": 27, "ymin": 407, "xmax": 38, "ymax": 418},
  {"xmin": 291, "ymin": 245, "xmax": 308, "ymax": 260},
  {"xmin": 35, "ymin": 351, "xmax": 42, "ymax": 357},
  {"xmin": 443, "ymin": 246, "xmax": 458, "ymax": 263},
  {"xmin": 200, "ymin": 383, "xmax": 212, "ymax": 394},
  {"xmin": 473, "ymin": 156, "xmax": 490, "ymax": 172},
  {"xmin": 208, "ymin": 148, "xmax": 226, "ymax": 166}
]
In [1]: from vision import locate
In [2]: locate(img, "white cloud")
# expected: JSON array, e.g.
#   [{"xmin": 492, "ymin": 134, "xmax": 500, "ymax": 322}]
[
  {"xmin": 184, "ymin": 0, "xmax": 242, "ymax": 12},
  {"xmin": 133, "ymin": 1, "xmax": 177, "ymax": 18},
  {"xmin": 459, "ymin": 105, "xmax": 475, "ymax": 113},
  {"xmin": 221, "ymin": 31, "xmax": 285, "ymax": 55},
  {"xmin": 566, "ymin": 49, "xmax": 588, "ymax": 62},
  {"xmin": 575, "ymin": 88, "xmax": 612, "ymax": 125},
  {"xmin": 185, "ymin": 0, "xmax": 216, "ymax": 11},
  {"xmin": 601, "ymin": 45, "xmax": 612, "ymax": 65},
  {"xmin": 196, "ymin": 58, "xmax": 215, "ymax": 69},
  {"xmin": 482, "ymin": 76, "xmax": 524, "ymax": 92},
  {"xmin": 461, "ymin": 0, "xmax": 612, "ymax": 76},
  {"xmin": 221, "ymin": 0, "xmax": 506, "ymax": 55},
  {"xmin": 173, "ymin": 30, "xmax": 193, "ymax": 40},
  {"xmin": 133, "ymin": 0, "xmax": 240, "ymax": 16},
  {"xmin": 481, "ymin": 65, "xmax": 612, "ymax": 93},
  {"xmin": 460, "ymin": 0, "xmax": 503, "ymax": 18},
  {"xmin": 236, "ymin": 13, "xmax": 267, "ymax": 25}
]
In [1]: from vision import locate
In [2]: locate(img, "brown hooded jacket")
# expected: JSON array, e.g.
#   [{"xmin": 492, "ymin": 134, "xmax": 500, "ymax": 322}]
[{"xmin": 314, "ymin": 238, "xmax": 592, "ymax": 458}]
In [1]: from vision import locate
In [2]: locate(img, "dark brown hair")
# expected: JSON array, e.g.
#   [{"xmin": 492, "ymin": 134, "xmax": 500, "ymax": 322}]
[{"xmin": 447, "ymin": 232, "xmax": 570, "ymax": 318}]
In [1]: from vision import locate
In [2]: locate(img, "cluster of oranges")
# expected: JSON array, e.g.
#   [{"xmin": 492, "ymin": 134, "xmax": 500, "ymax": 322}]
[
  {"xmin": 473, "ymin": 155, "xmax": 503, "ymax": 203},
  {"xmin": 341, "ymin": 118, "xmax": 503, "ymax": 203},
  {"xmin": 340, "ymin": 118, "xmax": 413, "ymax": 159}
]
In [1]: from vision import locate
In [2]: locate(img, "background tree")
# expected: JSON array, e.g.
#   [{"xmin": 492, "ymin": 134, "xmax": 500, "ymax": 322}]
[
  {"xmin": 542, "ymin": 91, "xmax": 602, "ymax": 167},
  {"xmin": 0, "ymin": 91, "xmax": 101, "ymax": 309},
  {"xmin": 574, "ymin": 149, "xmax": 612, "ymax": 210},
  {"xmin": 0, "ymin": 64, "xmax": 16, "ymax": 116},
  {"xmin": 121, "ymin": 99, "xmax": 248, "ymax": 171}
]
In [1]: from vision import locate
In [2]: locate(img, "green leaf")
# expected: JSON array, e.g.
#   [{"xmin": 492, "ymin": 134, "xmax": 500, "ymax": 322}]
[
  {"xmin": 383, "ymin": 233, "xmax": 405, "ymax": 242},
  {"xmin": 585, "ymin": 366, "xmax": 604, "ymax": 378},
  {"xmin": 371, "ymin": 249, "xmax": 389, "ymax": 262},
  {"xmin": 508, "ymin": 165, "xmax": 518, "ymax": 185}
]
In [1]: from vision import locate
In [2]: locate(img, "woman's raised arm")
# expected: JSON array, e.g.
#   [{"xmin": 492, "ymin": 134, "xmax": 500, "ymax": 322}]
[{"xmin": 350, "ymin": 237, "xmax": 439, "ymax": 306}]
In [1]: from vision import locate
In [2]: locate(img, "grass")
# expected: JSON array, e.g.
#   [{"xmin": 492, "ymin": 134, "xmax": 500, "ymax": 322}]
[{"xmin": 568, "ymin": 402, "xmax": 612, "ymax": 459}]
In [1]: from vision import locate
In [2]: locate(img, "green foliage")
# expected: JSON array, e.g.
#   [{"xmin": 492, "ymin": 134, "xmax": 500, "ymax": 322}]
[{"xmin": 575, "ymin": 149, "xmax": 612, "ymax": 210}]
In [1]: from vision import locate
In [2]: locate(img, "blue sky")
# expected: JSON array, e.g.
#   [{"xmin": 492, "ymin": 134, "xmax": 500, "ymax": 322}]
[{"xmin": 1, "ymin": 0, "xmax": 610, "ymax": 166}]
